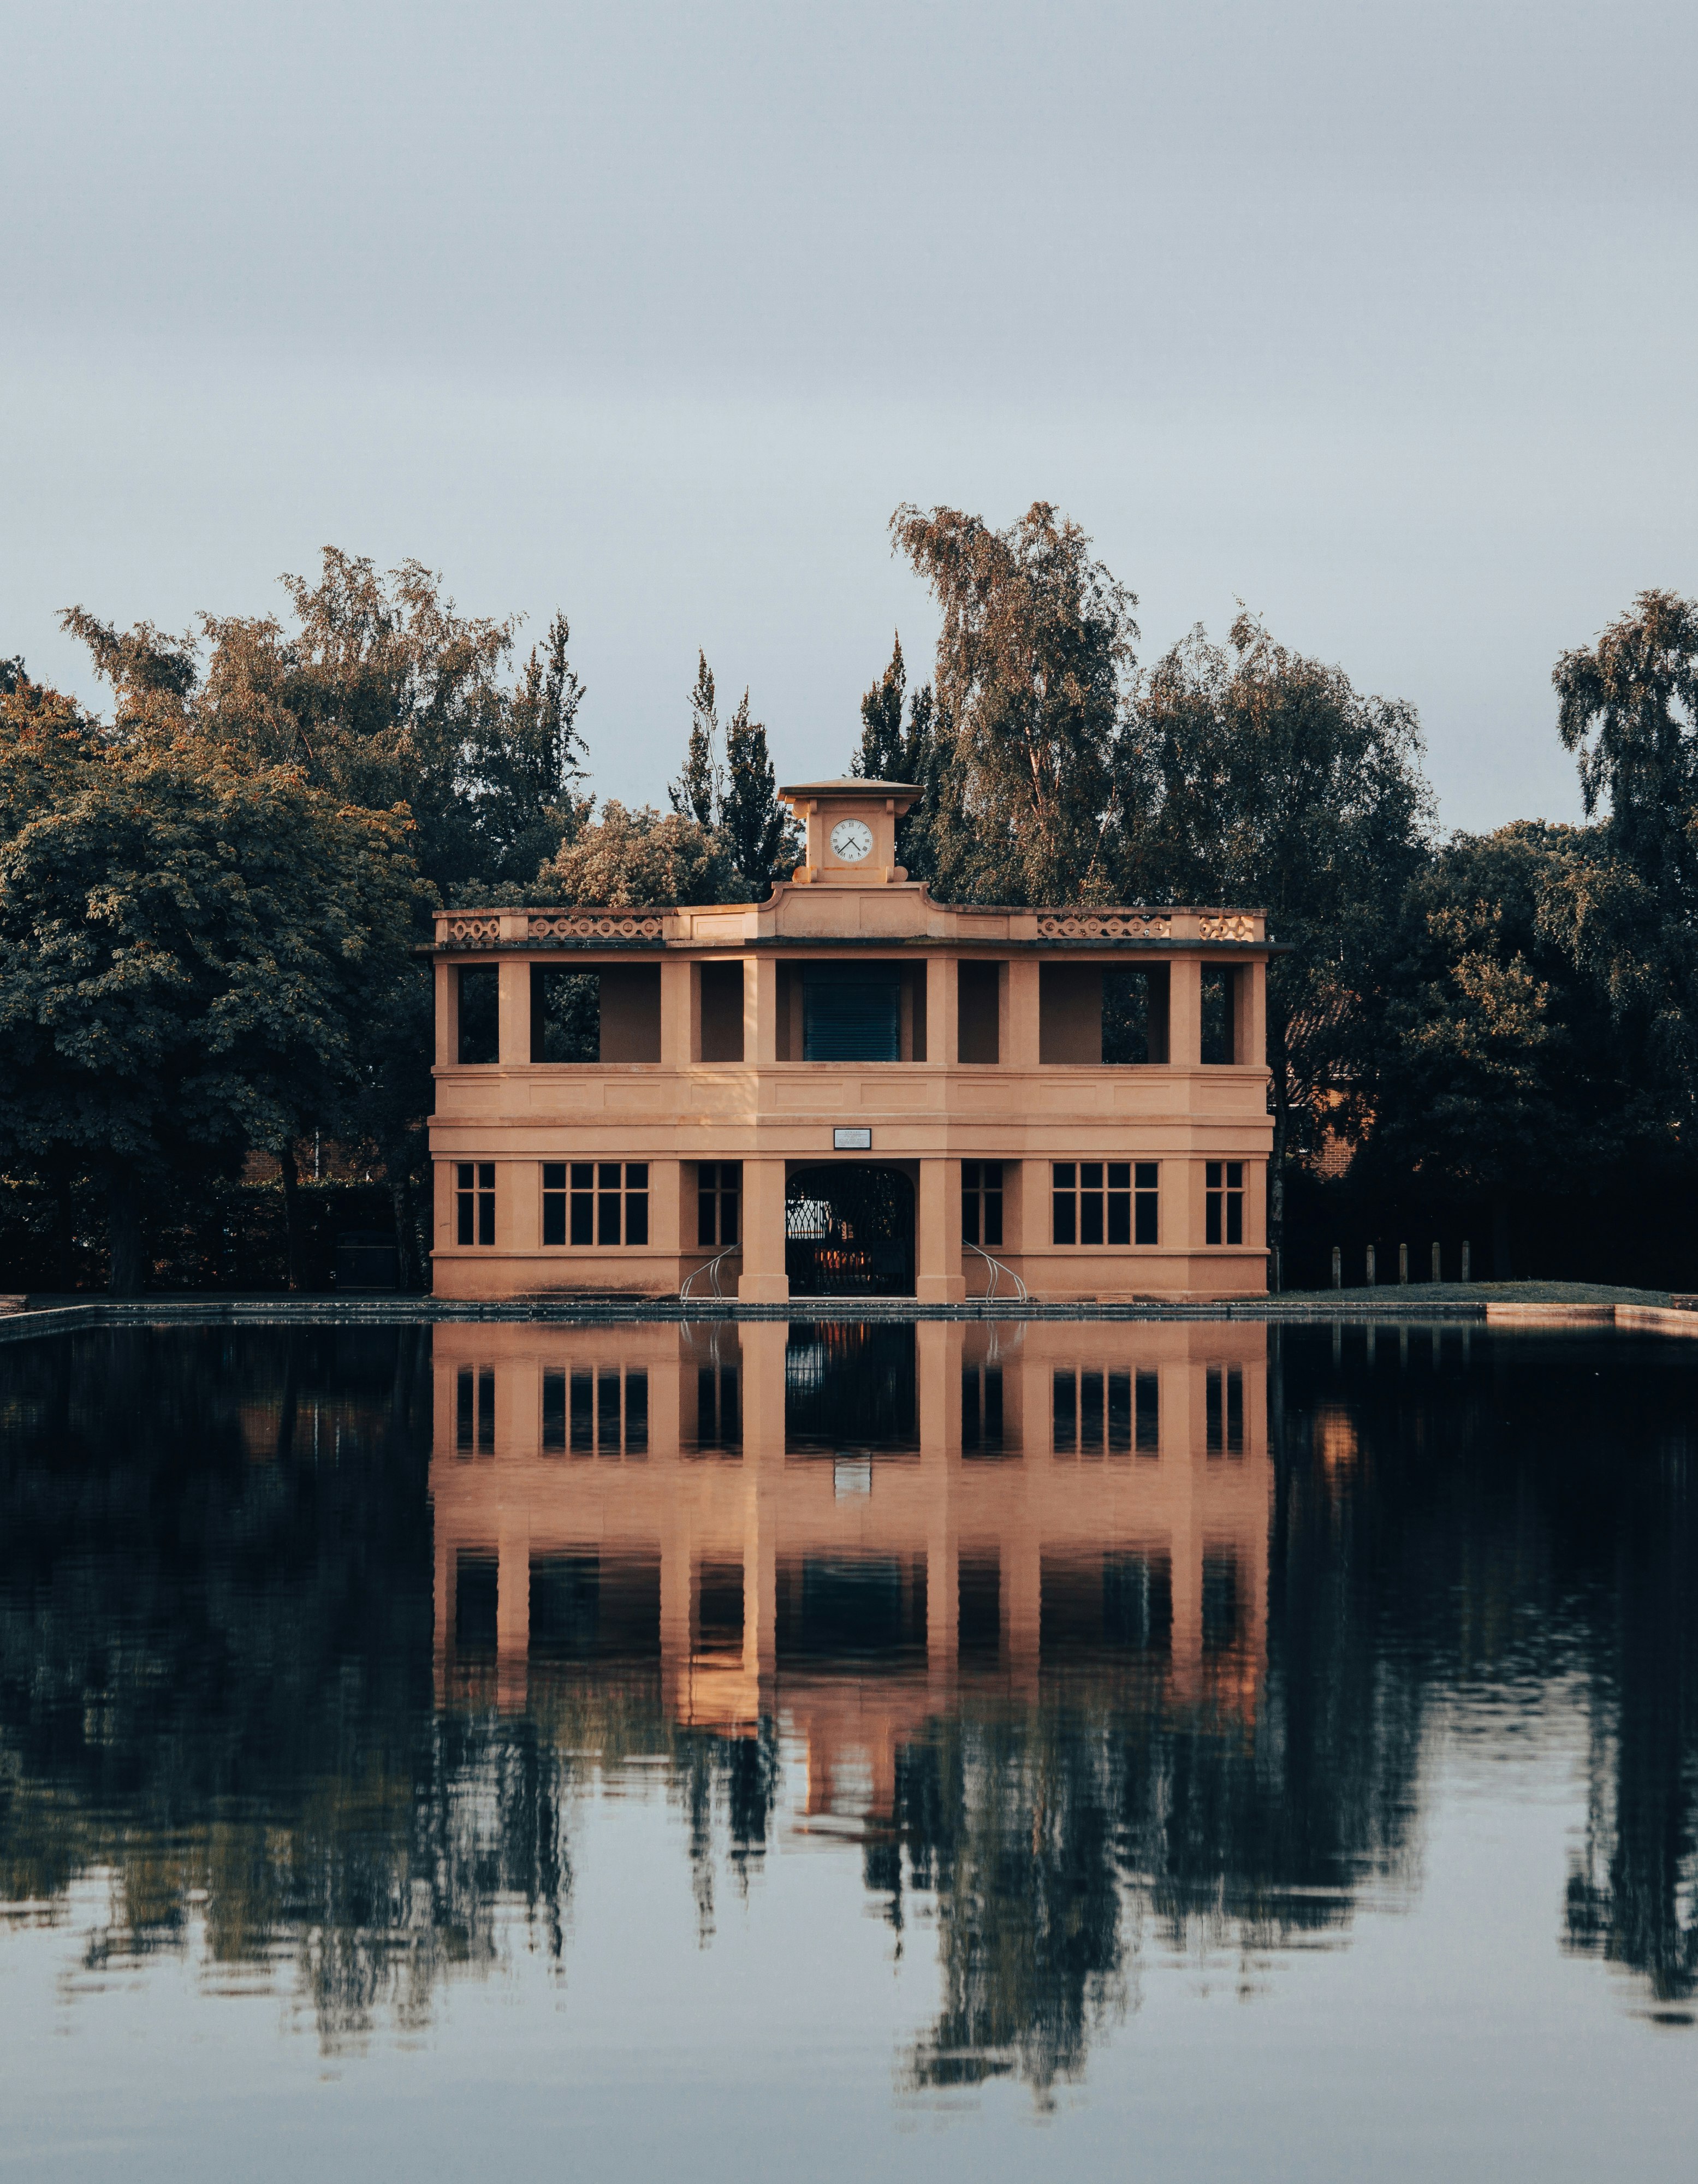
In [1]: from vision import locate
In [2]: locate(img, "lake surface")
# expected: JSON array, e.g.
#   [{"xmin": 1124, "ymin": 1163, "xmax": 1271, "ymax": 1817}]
[{"xmin": 0, "ymin": 1316, "xmax": 1694, "ymax": 2180}]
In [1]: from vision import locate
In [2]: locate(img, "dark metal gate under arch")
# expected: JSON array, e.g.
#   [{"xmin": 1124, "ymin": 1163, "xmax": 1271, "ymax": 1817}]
[{"xmin": 785, "ymin": 1165, "xmax": 915, "ymax": 1297}]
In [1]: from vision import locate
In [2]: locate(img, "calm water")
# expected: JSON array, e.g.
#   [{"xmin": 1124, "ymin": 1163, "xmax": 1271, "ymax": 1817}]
[{"xmin": 0, "ymin": 1317, "xmax": 1695, "ymax": 2179}]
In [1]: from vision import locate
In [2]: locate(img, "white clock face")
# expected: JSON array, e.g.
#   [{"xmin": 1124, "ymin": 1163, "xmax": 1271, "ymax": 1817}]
[{"xmin": 829, "ymin": 818, "xmax": 874, "ymax": 863}]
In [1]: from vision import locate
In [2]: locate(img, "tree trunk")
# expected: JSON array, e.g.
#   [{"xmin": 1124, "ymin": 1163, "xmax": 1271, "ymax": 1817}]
[
  {"xmin": 280, "ymin": 1144, "xmax": 306, "ymax": 1293},
  {"xmin": 391, "ymin": 1177, "xmax": 415, "ymax": 1293},
  {"xmin": 1267, "ymin": 1022, "xmax": 1289, "ymax": 1294},
  {"xmin": 52, "ymin": 1167, "xmax": 77, "ymax": 1292},
  {"xmin": 106, "ymin": 1167, "xmax": 143, "ymax": 1297},
  {"xmin": 1491, "ymin": 1190, "xmax": 1512, "ymax": 1280}
]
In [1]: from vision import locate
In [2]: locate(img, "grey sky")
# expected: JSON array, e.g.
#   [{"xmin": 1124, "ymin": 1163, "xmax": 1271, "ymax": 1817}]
[{"xmin": 4, "ymin": 0, "xmax": 1693, "ymax": 832}]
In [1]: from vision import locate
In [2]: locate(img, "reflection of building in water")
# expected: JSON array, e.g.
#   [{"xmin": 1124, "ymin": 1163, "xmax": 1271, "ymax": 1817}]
[{"xmin": 431, "ymin": 1321, "xmax": 1269, "ymax": 1815}]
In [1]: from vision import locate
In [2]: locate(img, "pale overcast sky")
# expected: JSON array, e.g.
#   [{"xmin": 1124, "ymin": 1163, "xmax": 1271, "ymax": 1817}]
[{"xmin": 3, "ymin": 0, "xmax": 1693, "ymax": 831}]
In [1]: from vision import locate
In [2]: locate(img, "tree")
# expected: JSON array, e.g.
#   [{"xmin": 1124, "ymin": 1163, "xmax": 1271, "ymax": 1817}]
[
  {"xmin": 1550, "ymin": 590, "xmax": 1698, "ymax": 1143},
  {"xmin": 1363, "ymin": 826, "xmax": 1614, "ymax": 1221},
  {"xmin": 890, "ymin": 502, "xmax": 1138, "ymax": 904},
  {"xmin": 666, "ymin": 651, "xmax": 798, "ymax": 898},
  {"xmin": 669, "ymin": 652, "xmax": 723, "ymax": 830},
  {"xmin": 533, "ymin": 802, "xmax": 739, "ymax": 908},
  {"xmin": 68, "ymin": 549, "xmax": 590, "ymax": 898},
  {"xmin": 721, "ymin": 692, "xmax": 798, "ymax": 897},
  {"xmin": 0, "ymin": 700, "xmax": 421, "ymax": 1292},
  {"xmin": 1135, "ymin": 613, "xmax": 1434, "ymax": 1283},
  {"xmin": 850, "ymin": 633, "xmax": 946, "ymax": 884}
]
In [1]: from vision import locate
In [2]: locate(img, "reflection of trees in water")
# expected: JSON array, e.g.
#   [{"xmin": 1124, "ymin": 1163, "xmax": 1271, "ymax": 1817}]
[
  {"xmin": 0, "ymin": 1329, "xmax": 784, "ymax": 2047},
  {"xmin": 888, "ymin": 1654, "xmax": 1424, "ymax": 2098},
  {"xmin": 5, "ymin": 1324, "xmax": 1698, "ymax": 2062},
  {"xmin": 1560, "ymin": 1416, "xmax": 1698, "ymax": 2008},
  {"xmin": 1277, "ymin": 1329, "xmax": 1698, "ymax": 2021}
]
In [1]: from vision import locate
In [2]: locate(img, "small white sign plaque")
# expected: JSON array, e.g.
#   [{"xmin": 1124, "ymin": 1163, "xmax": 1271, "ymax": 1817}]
[{"xmin": 833, "ymin": 1126, "xmax": 872, "ymax": 1150}]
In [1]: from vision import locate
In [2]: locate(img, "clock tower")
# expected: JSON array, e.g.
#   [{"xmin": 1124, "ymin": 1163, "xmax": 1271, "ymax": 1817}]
[{"xmin": 780, "ymin": 778, "xmax": 918, "ymax": 887}]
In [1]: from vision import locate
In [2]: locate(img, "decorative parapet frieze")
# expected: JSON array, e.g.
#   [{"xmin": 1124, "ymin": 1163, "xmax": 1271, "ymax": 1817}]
[
  {"xmin": 1036, "ymin": 912, "xmax": 1174, "ymax": 941},
  {"xmin": 527, "ymin": 911, "xmax": 664, "ymax": 943},
  {"xmin": 1197, "ymin": 913, "xmax": 1258, "ymax": 941},
  {"xmin": 440, "ymin": 913, "xmax": 501, "ymax": 946}
]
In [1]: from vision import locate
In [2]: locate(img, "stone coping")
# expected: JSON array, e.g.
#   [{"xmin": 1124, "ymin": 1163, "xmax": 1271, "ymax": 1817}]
[{"xmin": 3, "ymin": 1295, "xmax": 1698, "ymax": 1342}]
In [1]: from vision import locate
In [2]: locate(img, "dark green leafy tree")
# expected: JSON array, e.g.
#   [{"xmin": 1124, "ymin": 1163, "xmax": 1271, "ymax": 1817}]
[
  {"xmin": 1362, "ymin": 824, "xmax": 1619, "ymax": 1251},
  {"xmin": 1135, "ymin": 614, "xmax": 1433, "ymax": 1281},
  {"xmin": 0, "ymin": 692, "xmax": 421, "ymax": 1292},
  {"xmin": 68, "ymin": 550, "xmax": 589, "ymax": 899},
  {"xmin": 1550, "ymin": 590, "xmax": 1698, "ymax": 1142},
  {"xmin": 890, "ymin": 502, "xmax": 1138, "ymax": 904},
  {"xmin": 850, "ymin": 634, "xmax": 946, "ymax": 884}
]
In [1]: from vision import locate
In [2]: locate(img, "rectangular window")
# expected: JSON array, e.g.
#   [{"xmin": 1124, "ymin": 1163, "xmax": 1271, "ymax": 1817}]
[
  {"xmin": 455, "ymin": 1364, "xmax": 496, "ymax": 1455},
  {"xmin": 570, "ymin": 1368, "xmax": 593, "ymax": 1452},
  {"xmin": 1053, "ymin": 1369, "xmax": 1077, "ymax": 1456},
  {"xmin": 961, "ymin": 1161, "xmax": 1004, "ymax": 1249},
  {"xmin": 1079, "ymin": 1369, "xmax": 1105, "ymax": 1456},
  {"xmin": 457, "ymin": 965, "xmax": 499, "ymax": 1064},
  {"xmin": 456, "ymin": 1162, "xmax": 495, "ymax": 1247},
  {"xmin": 1205, "ymin": 1160, "xmax": 1245, "ymax": 1247},
  {"xmin": 695, "ymin": 1362, "xmax": 741, "ymax": 1453},
  {"xmin": 1052, "ymin": 1162, "xmax": 1077, "ymax": 1246},
  {"xmin": 1108, "ymin": 1370, "xmax": 1131, "ymax": 1455},
  {"xmin": 550, "ymin": 1365, "xmax": 651, "ymax": 1457},
  {"xmin": 559, "ymin": 1161, "xmax": 648, "ymax": 1248},
  {"xmin": 542, "ymin": 1369, "xmax": 566, "ymax": 1453},
  {"xmin": 1136, "ymin": 1368, "xmax": 1160, "ymax": 1455},
  {"xmin": 1206, "ymin": 1365, "xmax": 1245, "ymax": 1456},
  {"xmin": 543, "ymin": 1162, "xmax": 567, "ymax": 1246},
  {"xmin": 1052, "ymin": 1160, "xmax": 1155, "ymax": 1247},
  {"xmin": 1135, "ymin": 1162, "xmax": 1158, "ymax": 1245},
  {"xmin": 697, "ymin": 1162, "xmax": 741, "ymax": 1248},
  {"xmin": 962, "ymin": 1365, "xmax": 1005, "ymax": 1456}
]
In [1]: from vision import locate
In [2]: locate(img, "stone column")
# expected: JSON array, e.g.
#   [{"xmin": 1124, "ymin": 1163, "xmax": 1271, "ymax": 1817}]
[
  {"xmin": 1007, "ymin": 958, "xmax": 1041, "ymax": 1066},
  {"xmin": 919, "ymin": 1322, "xmax": 960, "ymax": 1694},
  {"xmin": 497, "ymin": 951, "xmax": 531, "ymax": 1065},
  {"xmin": 435, "ymin": 958, "xmax": 454, "ymax": 1069},
  {"xmin": 927, "ymin": 956, "xmax": 959, "ymax": 1068},
  {"xmin": 737, "ymin": 1158, "xmax": 790, "ymax": 1302},
  {"xmin": 1169, "ymin": 954, "xmax": 1202, "ymax": 1068},
  {"xmin": 740, "ymin": 1323, "xmax": 787, "ymax": 1684},
  {"xmin": 916, "ymin": 1158, "xmax": 966, "ymax": 1303},
  {"xmin": 743, "ymin": 955, "xmax": 777, "ymax": 1064},
  {"xmin": 660, "ymin": 957, "xmax": 696, "ymax": 1066}
]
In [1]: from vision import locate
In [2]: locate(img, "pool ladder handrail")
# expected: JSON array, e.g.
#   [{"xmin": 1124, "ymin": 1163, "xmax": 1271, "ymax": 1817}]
[
  {"xmin": 965, "ymin": 1239, "xmax": 1027, "ymax": 1303},
  {"xmin": 680, "ymin": 1244, "xmax": 743, "ymax": 1301}
]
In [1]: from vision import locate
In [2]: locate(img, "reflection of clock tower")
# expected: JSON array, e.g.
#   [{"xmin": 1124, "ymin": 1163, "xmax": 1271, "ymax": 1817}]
[{"xmin": 780, "ymin": 779, "xmax": 918, "ymax": 887}]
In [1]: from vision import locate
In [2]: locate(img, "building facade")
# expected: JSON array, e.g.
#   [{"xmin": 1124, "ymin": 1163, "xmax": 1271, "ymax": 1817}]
[{"xmin": 428, "ymin": 779, "xmax": 1274, "ymax": 1302}]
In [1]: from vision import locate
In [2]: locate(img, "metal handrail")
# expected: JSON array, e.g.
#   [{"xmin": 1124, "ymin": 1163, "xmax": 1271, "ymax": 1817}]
[
  {"xmin": 965, "ymin": 1240, "xmax": 1027, "ymax": 1303},
  {"xmin": 680, "ymin": 1245, "xmax": 742, "ymax": 1301}
]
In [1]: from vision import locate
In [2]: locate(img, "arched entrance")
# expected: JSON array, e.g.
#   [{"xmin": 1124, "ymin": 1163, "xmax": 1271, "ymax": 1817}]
[{"xmin": 785, "ymin": 1164, "xmax": 915, "ymax": 1297}]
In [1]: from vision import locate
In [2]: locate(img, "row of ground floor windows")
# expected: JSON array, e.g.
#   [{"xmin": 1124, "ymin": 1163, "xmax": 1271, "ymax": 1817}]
[
  {"xmin": 455, "ymin": 1158, "xmax": 1250, "ymax": 1248},
  {"xmin": 457, "ymin": 1359, "xmax": 1244, "ymax": 1463}
]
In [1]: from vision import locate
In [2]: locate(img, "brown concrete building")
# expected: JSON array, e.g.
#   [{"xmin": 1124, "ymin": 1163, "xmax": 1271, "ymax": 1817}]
[
  {"xmin": 428, "ymin": 779, "xmax": 1274, "ymax": 1302},
  {"xmin": 431, "ymin": 1320, "xmax": 1272, "ymax": 1809}
]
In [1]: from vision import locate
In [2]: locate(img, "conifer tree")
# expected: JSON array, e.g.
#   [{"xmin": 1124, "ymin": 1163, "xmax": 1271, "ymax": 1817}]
[
  {"xmin": 669, "ymin": 651, "xmax": 722, "ymax": 829},
  {"xmin": 851, "ymin": 633, "xmax": 945, "ymax": 885},
  {"xmin": 722, "ymin": 692, "xmax": 798, "ymax": 898}
]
